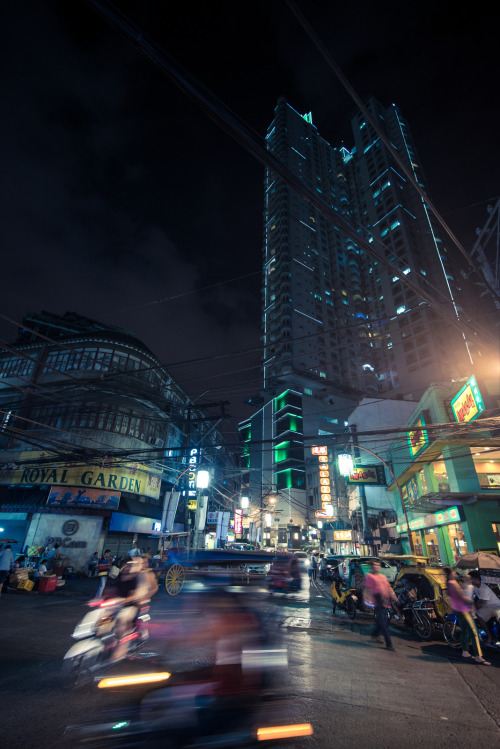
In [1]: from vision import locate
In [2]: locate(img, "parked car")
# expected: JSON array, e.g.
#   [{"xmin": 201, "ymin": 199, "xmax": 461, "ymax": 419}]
[{"xmin": 339, "ymin": 556, "xmax": 398, "ymax": 584}]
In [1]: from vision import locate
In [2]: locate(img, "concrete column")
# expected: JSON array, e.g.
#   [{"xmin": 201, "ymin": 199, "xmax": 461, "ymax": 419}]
[{"xmin": 442, "ymin": 445, "xmax": 481, "ymax": 493}]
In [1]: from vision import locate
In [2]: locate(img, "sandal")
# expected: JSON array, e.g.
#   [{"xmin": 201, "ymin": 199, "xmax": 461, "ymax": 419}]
[
  {"xmin": 461, "ymin": 652, "xmax": 472, "ymax": 659},
  {"xmin": 474, "ymin": 657, "xmax": 491, "ymax": 666}
]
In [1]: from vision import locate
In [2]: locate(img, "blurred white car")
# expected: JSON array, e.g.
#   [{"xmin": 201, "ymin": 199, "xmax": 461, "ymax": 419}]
[{"xmin": 244, "ymin": 562, "xmax": 270, "ymax": 575}]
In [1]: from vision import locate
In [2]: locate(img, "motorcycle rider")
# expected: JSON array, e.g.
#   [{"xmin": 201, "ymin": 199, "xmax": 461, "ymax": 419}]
[{"xmin": 110, "ymin": 556, "xmax": 155, "ymax": 660}]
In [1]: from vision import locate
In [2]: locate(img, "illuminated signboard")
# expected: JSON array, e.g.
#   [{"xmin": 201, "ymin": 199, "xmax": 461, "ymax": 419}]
[
  {"xmin": 451, "ymin": 375, "xmax": 485, "ymax": 423},
  {"xmin": 401, "ymin": 475, "xmax": 420, "ymax": 508},
  {"xmin": 407, "ymin": 417, "xmax": 429, "ymax": 458},
  {"xmin": 311, "ymin": 446, "xmax": 334, "ymax": 518},
  {"xmin": 0, "ymin": 450, "xmax": 161, "ymax": 499},
  {"xmin": 334, "ymin": 530, "xmax": 352, "ymax": 541},
  {"xmin": 186, "ymin": 448, "xmax": 200, "ymax": 497},
  {"xmin": 396, "ymin": 506, "xmax": 463, "ymax": 534},
  {"xmin": 234, "ymin": 508, "xmax": 243, "ymax": 534},
  {"xmin": 47, "ymin": 486, "xmax": 121, "ymax": 510},
  {"xmin": 347, "ymin": 465, "xmax": 386, "ymax": 486}
]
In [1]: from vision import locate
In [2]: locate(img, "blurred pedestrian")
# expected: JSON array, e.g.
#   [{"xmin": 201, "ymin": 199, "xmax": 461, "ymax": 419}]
[
  {"xmin": 95, "ymin": 549, "xmax": 111, "ymax": 598},
  {"xmin": 0, "ymin": 544, "xmax": 14, "ymax": 598},
  {"xmin": 127, "ymin": 541, "xmax": 140, "ymax": 557},
  {"xmin": 46, "ymin": 544, "xmax": 62, "ymax": 570},
  {"xmin": 364, "ymin": 560, "xmax": 399, "ymax": 651},
  {"xmin": 310, "ymin": 554, "xmax": 318, "ymax": 581},
  {"xmin": 445, "ymin": 567, "xmax": 490, "ymax": 665},
  {"xmin": 87, "ymin": 552, "xmax": 99, "ymax": 578}
]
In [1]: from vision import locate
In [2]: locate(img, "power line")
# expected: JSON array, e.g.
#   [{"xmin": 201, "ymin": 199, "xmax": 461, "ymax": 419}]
[{"xmin": 285, "ymin": 0, "xmax": 500, "ymax": 308}]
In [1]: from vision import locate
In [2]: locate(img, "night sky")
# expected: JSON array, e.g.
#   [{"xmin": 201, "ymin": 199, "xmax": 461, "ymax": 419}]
[{"xmin": 1, "ymin": 1, "xmax": 498, "ymax": 433}]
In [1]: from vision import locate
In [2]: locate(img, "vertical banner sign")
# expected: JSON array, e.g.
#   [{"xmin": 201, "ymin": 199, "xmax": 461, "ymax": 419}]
[
  {"xmin": 407, "ymin": 418, "xmax": 429, "ymax": 458},
  {"xmin": 234, "ymin": 509, "xmax": 243, "ymax": 534},
  {"xmin": 311, "ymin": 446, "xmax": 334, "ymax": 518},
  {"xmin": 187, "ymin": 448, "xmax": 199, "ymax": 497}
]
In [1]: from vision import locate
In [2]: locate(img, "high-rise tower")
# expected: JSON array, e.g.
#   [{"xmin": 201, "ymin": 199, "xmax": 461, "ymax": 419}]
[
  {"xmin": 262, "ymin": 97, "xmax": 469, "ymax": 400},
  {"xmin": 240, "ymin": 97, "xmax": 475, "ymax": 548}
]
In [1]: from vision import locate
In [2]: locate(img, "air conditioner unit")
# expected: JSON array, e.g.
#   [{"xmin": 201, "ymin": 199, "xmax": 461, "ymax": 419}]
[{"xmin": 149, "ymin": 437, "xmax": 164, "ymax": 448}]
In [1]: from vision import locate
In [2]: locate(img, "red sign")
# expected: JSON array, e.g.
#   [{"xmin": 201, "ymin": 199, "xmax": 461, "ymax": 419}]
[
  {"xmin": 312, "ymin": 446, "xmax": 333, "ymax": 518},
  {"xmin": 234, "ymin": 509, "xmax": 243, "ymax": 534}
]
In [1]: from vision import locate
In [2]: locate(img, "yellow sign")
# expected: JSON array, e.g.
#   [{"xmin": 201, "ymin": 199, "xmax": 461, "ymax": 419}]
[
  {"xmin": 407, "ymin": 419, "xmax": 428, "ymax": 457},
  {"xmin": 334, "ymin": 530, "xmax": 352, "ymax": 541},
  {"xmin": 188, "ymin": 499, "xmax": 197, "ymax": 510},
  {"xmin": 0, "ymin": 451, "xmax": 162, "ymax": 499},
  {"xmin": 451, "ymin": 376, "xmax": 485, "ymax": 423}
]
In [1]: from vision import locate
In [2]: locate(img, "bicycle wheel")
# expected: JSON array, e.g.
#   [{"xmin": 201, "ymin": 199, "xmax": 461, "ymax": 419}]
[
  {"xmin": 346, "ymin": 596, "xmax": 356, "ymax": 620},
  {"xmin": 443, "ymin": 619, "xmax": 462, "ymax": 649},
  {"xmin": 413, "ymin": 612, "xmax": 434, "ymax": 641},
  {"xmin": 164, "ymin": 563, "xmax": 185, "ymax": 596}
]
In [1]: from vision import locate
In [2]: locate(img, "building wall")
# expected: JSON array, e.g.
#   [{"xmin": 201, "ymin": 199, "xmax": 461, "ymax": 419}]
[{"xmin": 24, "ymin": 513, "xmax": 103, "ymax": 572}]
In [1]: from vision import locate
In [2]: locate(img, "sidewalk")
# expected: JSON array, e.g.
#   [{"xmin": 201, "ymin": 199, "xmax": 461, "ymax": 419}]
[{"xmin": 4, "ymin": 576, "xmax": 100, "ymax": 598}]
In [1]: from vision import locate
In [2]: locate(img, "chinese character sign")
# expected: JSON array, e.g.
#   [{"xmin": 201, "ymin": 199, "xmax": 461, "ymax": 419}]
[{"xmin": 311, "ymin": 446, "xmax": 334, "ymax": 518}]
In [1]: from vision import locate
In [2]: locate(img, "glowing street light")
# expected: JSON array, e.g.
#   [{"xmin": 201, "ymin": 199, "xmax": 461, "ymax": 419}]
[
  {"xmin": 196, "ymin": 470, "xmax": 210, "ymax": 489},
  {"xmin": 338, "ymin": 453, "xmax": 354, "ymax": 476}
]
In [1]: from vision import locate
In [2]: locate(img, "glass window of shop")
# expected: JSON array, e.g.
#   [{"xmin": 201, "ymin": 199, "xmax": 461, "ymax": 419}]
[
  {"xmin": 410, "ymin": 531, "xmax": 425, "ymax": 556},
  {"xmin": 423, "ymin": 527, "xmax": 441, "ymax": 561},
  {"xmin": 447, "ymin": 523, "xmax": 469, "ymax": 559},
  {"xmin": 471, "ymin": 447, "xmax": 500, "ymax": 489},
  {"xmin": 493, "ymin": 523, "xmax": 500, "ymax": 555},
  {"xmin": 430, "ymin": 459, "xmax": 449, "ymax": 492}
]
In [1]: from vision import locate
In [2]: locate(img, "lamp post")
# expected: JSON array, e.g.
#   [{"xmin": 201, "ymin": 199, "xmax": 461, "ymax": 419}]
[
  {"xmin": 193, "ymin": 469, "xmax": 210, "ymax": 550},
  {"xmin": 339, "ymin": 442, "xmax": 414, "ymax": 554}
]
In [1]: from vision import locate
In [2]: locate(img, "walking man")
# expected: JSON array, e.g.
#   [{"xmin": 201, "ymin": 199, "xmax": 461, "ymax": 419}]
[
  {"xmin": 364, "ymin": 560, "xmax": 399, "ymax": 651},
  {"xmin": 310, "ymin": 554, "xmax": 318, "ymax": 582},
  {"xmin": 0, "ymin": 544, "xmax": 14, "ymax": 598}
]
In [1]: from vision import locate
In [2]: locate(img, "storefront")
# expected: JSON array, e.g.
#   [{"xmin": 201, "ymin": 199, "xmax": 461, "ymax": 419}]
[
  {"xmin": 104, "ymin": 512, "xmax": 162, "ymax": 559},
  {"xmin": 397, "ymin": 506, "xmax": 472, "ymax": 565}
]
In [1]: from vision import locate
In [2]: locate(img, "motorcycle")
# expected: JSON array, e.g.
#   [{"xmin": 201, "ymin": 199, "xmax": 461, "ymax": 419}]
[
  {"xmin": 65, "ymin": 652, "xmax": 311, "ymax": 748},
  {"xmin": 443, "ymin": 612, "xmax": 500, "ymax": 650},
  {"xmin": 63, "ymin": 597, "xmax": 151, "ymax": 685}
]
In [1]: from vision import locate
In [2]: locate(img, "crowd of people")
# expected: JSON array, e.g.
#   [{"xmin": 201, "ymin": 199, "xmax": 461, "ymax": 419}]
[
  {"xmin": 306, "ymin": 549, "xmax": 500, "ymax": 657},
  {"xmin": 0, "ymin": 539, "xmax": 158, "ymax": 599}
]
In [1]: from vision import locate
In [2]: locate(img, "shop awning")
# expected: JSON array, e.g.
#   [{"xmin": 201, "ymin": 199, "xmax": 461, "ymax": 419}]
[
  {"xmin": 118, "ymin": 495, "xmax": 163, "ymax": 520},
  {"xmin": 407, "ymin": 491, "xmax": 500, "ymax": 514},
  {"xmin": 0, "ymin": 486, "xmax": 48, "ymax": 510}
]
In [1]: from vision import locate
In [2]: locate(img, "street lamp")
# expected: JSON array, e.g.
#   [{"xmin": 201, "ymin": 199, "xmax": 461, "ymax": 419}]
[{"xmin": 193, "ymin": 470, "xmax": 210, "ymax": 549}]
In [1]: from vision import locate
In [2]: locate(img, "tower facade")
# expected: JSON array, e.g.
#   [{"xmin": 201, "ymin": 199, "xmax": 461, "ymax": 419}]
[
  {"xmin": 262, "ymin": 97, "xmax": 468, "ymax": 399},
  {"xmin": 240, "ymin": 97, "xmax": 473, "ymax": 547}
]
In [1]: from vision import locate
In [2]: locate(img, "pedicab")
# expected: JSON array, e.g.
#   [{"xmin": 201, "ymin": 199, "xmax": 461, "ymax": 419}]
[{"xmin": 390, "ymin": 559, "xmax": 452, "ymax": 640}]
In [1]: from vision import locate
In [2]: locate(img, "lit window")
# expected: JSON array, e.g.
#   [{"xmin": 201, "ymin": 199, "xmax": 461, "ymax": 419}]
[{"xmin": 396, "ymin": 305, "xmax": 406, "ymax": 315}]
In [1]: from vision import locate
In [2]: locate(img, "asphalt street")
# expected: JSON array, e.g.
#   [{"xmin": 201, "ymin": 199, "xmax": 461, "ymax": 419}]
[{"xmin": 0, "ymin": 575, "xmax": 499, "ymax": 748}]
